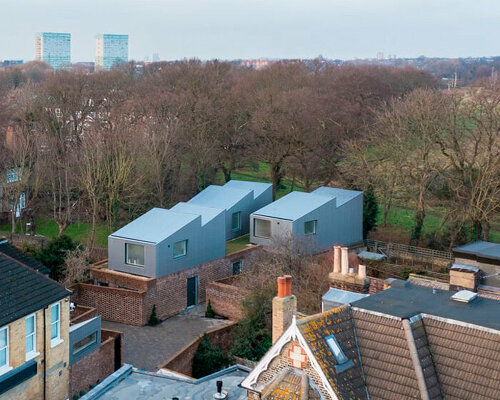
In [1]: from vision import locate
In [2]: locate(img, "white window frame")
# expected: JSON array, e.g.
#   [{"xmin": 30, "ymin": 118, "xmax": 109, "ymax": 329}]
[
  {"xmin": 0, "ymin": 326, "xmax": 12, "ymax": 376},
  {"xmin": 173, "ymin": 240, "xmax": 188, "ymax": 259},
  {"xmin": 304, "ymin": 220, "xmax": 317, "ymax": 235},
  {"xmin": 254, "ymin": 218, "xmax": 271, "ymax": 239},
  {"xmin": 125, "ymin": 243, "xmax": 145, "ymax": 267},
  {"xmin": 25, "ymin": 313, "xmax": 39, "ymax": 361},
  {"xmin": 50, "ymin": 302, "xmax": 63, "ymax": 348}
]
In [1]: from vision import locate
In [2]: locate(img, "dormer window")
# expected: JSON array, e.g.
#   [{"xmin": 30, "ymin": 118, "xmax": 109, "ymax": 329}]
[{"xmin": 325, "ymin": 334, "xmax": 354, "ymax": 372}]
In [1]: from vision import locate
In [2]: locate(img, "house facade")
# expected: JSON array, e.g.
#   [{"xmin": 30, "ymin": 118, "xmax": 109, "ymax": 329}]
[
  {"xmin": 0, "ymin": 240, "xmax": 71, "ymax": 400},
  {"xmin": 250, "ymin": 187, "xmax": 363, "ymax": 253}
]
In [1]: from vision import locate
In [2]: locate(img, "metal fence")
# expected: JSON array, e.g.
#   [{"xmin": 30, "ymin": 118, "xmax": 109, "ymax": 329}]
[{"xmin": 364, "ymin": 239, "xmax": 453, "ymax": 262}]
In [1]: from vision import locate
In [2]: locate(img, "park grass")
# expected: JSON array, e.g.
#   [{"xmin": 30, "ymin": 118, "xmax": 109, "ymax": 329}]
[
  {"xmin": 0, "ymin": 218, "xmax": 111, "ymax": 248},
  {"xmin": 226, "ymin": 234, "xmax": 250, "ymax": 254}
]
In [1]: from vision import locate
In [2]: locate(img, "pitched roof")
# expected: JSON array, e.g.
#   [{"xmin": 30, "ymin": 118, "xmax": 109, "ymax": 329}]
[
  {"xmin": 312, "ymin": 187, "xmax": 362, "ymax": 206},
  {"xmin": 110, "ymin": 208, "xmax": 198, "ymax": 244},
  {"xmin": 170, "ymin": 202, "xmax": 224, "ymax": 226},
  {"xmin": 297, "ymin": 306, "xmax": 367, "ymax": 399},
  {"xmin": 252, "ymin": 191, "xmax": 334, "ymax": 221},
  {"xmin": 188, "ymin": 185, "xmax": 252, "ymax": 210},
  {"xmin": 0, "ymin": 251, "xmax": 70, "ymax": 327},
  {"xmin": 224, "ymin": 180, "xmax": 272, "ymax": 199},
  {"xmin": 0, "ymin": 240, "xmax": 49, "ymax": 275}
]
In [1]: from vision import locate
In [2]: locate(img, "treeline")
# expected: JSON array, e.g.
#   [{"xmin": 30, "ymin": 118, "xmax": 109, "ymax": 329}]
[{"xmin": 0, "ymin": 60, "xmax": 498, "ymax": 248}]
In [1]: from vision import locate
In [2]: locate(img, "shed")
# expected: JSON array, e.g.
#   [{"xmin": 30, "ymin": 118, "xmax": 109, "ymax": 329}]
[{"xmin": 322, "ymin": 288, "xmax": 368, "ymax": 312}]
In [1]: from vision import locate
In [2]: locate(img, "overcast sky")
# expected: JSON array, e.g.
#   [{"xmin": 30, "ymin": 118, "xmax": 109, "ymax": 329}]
[{"xmin": 1, "ymin": 0, "xmax": 498, "ymax": 62}]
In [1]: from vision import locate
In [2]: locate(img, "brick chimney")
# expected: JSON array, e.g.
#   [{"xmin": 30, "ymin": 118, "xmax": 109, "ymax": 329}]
[
  {"xmin": 333, "ymin": 245, "xmax": 341, "ymax": 273},
  {"xmin": 449, "ymin": 264, "xmax": 481, "ymax": 292},
  {"xmin": 329, "ymin": 250, "xmax": 370, "ymax": 293},
  {"xmin": 272, "ymin": 275, "xmax": 297, "ymax": 344}
]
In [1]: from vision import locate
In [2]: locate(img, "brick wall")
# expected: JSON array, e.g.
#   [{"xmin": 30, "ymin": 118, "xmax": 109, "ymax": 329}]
[
  {"xmin": 368, "ymin": 277, "xmax": 385, "ymax": 294},
  {"xmin": 159, "ymin": 323, "xmax": 237, "ymax": 376},
  {"xmin": 72, "ymin": 283, "xmax": 147, "ymax": 326},
  {"xmin": 69, "ymin": 329, "xmax": 122, "ymax": 397},
  {"xmin": 206, "ymin": 277, "xmax": 250, "ymax": 320}
]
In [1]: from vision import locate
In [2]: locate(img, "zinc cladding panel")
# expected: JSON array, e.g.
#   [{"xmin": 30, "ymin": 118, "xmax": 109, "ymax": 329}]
[
  {"xmin": 423, "ymin": 317, "xmax": 500, "ymax": 399},
  {"xmin": 0, "ymin": 255, "xmax": 70, "ymax": 327},
  {"xmin": 297, "ymin": 306, "xmax": 368, "ymax": 400},
  {"xmin": 352, "ymin": 310, "xmax": 421, "ymax": 399}
]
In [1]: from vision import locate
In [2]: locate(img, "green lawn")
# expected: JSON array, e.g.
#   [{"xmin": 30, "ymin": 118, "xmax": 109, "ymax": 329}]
[
  {"xmin": 0, "ymin": 218, "xmax": 111, "ymax": 248},
  {"xmin": 226, "ymin": 234, "xmax": 250, "ymax": 254}
]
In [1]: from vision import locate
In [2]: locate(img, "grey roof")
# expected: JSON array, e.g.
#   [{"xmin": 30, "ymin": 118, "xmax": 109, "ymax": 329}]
[
  {"xmin": 223, "ymin": 180, "xmax": 272, "ymax": 199},
  {"xmin": 88, "ymin": 364, "xmax": 249, "ymax": 400},
  {"xmin": 0, "ymin": 251, "xmax": 70, "ymax": 327},
  {"xmin": 252, "ymin": 191, "xmax": 334, "ymax": 221},
  {"xmin": 357, "ymin": 250, "xmax": 387, "ymax": 261},
  {"xmin": 189, "ymin": 185, "xmax": 252, "ymax": 210},
  {"xmin": 110, "ymin": 208, "xmax": 198, "ymax": 244},
  {"xmin": 312, "ymin": 187, "xmax": 362, "ymax": 206},
  {"xmin": 170, "ymin": 202, "xmax": 224, "ymax": 226},
  {"xmin": 322, "ymin": 288, "xmax": 369, "ymax": 309},
  {"xmin": 0, "ymin": 240, "xmax": 49, "ymax": 274},
  {"xmin": 453, "ymin": 240, "xmax": 500, "ymax": 261},
  {"xmin": 351, "ymin": 283, "xmax": 500, "ymax": 330}
]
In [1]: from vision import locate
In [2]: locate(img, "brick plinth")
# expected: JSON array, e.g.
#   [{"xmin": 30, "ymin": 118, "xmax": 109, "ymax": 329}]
[{"xmin": 329, "ymin": 272, "xmax": 370, "ymax": 293}]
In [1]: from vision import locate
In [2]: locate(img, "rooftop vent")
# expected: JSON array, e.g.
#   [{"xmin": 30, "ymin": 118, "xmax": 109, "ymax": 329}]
[
  {"xmin": 451, "ymin": 290, "xmax": 478, "ymax": 303},
  {"xmin": 214, "ymin": 380, "xmax": 227, "ymax": 399}
]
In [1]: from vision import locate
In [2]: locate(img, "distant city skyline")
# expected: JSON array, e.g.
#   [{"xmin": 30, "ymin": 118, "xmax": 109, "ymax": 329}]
[{"xmin": 1, "ymin": 0, "xmax": 499, "ymax": 62}]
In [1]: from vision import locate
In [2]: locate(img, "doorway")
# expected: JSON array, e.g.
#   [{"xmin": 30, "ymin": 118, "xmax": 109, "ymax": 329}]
[{"xmin": 186, "ymin": 276, "xmax": 198, "ymax": 308}]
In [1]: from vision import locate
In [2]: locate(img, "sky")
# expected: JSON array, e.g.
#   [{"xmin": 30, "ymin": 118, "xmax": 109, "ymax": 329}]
[{"xmin": 0, "ymin": 0, "xmax": 499, "ymax": 62}]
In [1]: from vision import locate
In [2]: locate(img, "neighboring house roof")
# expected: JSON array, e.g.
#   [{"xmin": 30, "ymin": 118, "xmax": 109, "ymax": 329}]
[
  {"xmin": 0, "ymin": 240, "xmax": 49, "ymax": 275},
  {"xmin": 170, "ymin": 202, "xmax": 224, "ymax": 226},
  {"xmin": 243, "ymin": 284, "xmax": 500, "ymax": 399},
  {"xmin": 253, "ymin": 191, "xmax": 334, "ymax": 221},
  {"xmin": 0, "ymin": 248, "xmax": 70, "ymax": 328},
  {"xmin": 224, "ymin": 180, "xmax": 272, "ymax": 199},
  {"xmin": 322, "ymin": 288, "xmax": 368, "ymax": 310},
  {"xmin": 453, "ymin": 240, "xmax": 500, "ymax": 261},
  {"xmin": 81, "ymin": 364, "xmax": 250, "ymax": 400},
  {"xmin": 312, "ymin": 187, "xmax": 362, "ymax": 207},
  {"xmin": 189, "ymin": 185, "xmax": 252, "ymax": 210},
  {"xmin": 110, "ymin": 208, "xmax": 198, "ymax": 244}
]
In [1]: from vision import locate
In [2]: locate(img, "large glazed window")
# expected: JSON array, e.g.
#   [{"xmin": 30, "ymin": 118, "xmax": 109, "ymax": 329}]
[
  {"xmin": 231, "ymin": 212, "xmax": 241, "ymax": 231},
  {"xmin": 254, "ymin": 218, "xmax": 271, "ymax": 238},
  {"xmin": 126, "ymin": 243, "xmax": 145, "ymax": 266},
  {"xmin": 173, "ymin": 240, "xmax": 188, "ymax": 258},
  {"xmin": 304, "ymin": 220, "xmax": 317, "ymax": 235},
  {"xmin": 73, "ymin": 332, "xmax": 97, "ymax": 355}
]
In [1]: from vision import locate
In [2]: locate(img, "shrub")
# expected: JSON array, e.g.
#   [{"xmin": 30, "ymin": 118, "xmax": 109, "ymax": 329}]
[
  {"xmin": 35, "ymin": 235, "xmax": 79, "ymax": 281},
  {"xmin": 148, "ymin": 305, "xmax": 160, "ymax": 326},
  {"xmin": 205, "ymin": 300, "xmax": 215, "ymax": 318},
  {"xmin": 192, "ymin": 334, "xmax": 232, "ymax": 378}
]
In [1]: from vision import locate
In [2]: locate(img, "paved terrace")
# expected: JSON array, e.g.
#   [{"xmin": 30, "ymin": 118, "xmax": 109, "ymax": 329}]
[{"xmin": 102, "ymin": 304, "xmax": 232, "ymax": 371}]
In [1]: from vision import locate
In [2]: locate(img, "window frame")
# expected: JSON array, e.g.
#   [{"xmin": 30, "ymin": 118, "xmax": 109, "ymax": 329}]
[
  {"xmin": 173, "ymin": 239, "xmax": 188, "ymax": 259},
  {"xmin": 0, "ymin": 326, "xmax": 10, "ymax": 375},
  {"xmin": 254, "ymin": 218, "xmax": 271, "ymax": 239},
  {"xmin": 50, "ymin": 302, "xmax": 63, "ymax": 348},
  {"xmin": 232, "ymin": 260, "xmax": 242, "ymax": 275},
  {"xmin": 231, "ymin": 211, "xmax": 242, "ymax": 231},
  {"xmin": 325, "ymin": 334, "xmax": 348, "ymax": 364},
  {"xmin": 125, "ymin": 243, "xmax": 145, "ymax": 267},
  {"xmin": 304, "ymin": 220, "xmax": 318, "ymax": 235},
  {"xmin": 73, "ymin": 332, "xmax": 98, "ymax": 356},
  {"xmin": 25, "ymin": 313, "xmax": 38, "ymax": 361}
]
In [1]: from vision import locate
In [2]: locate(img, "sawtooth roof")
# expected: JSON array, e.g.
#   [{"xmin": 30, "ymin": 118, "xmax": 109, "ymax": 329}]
[
  {"xmin": 188, "ymin": 185, "xmax": 252, "ymax": 210},
  {"xmin": 224, "ymin": 180, "xmax": 272, "ymax": 200}
]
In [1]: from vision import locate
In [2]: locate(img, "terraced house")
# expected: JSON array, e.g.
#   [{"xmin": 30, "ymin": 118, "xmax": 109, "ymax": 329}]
[{"xmin": 0, "ymin": 240, "xmax": 71, "ymax": 400}]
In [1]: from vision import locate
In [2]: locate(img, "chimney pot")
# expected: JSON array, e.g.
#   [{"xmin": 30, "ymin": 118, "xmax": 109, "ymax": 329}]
[
  {"xmin": 333, "ymin": 245, "xmax": 341, "ymax": 273},
  {"xmin": 341, "ymin": 247, "xmax": 349, "ymax": 275},
  {"xmin": 284, "ymin": 275, "xmax": 292, "ymax": 296},
  {"xmin": 358, "ymin": 264, "xmax": 366, "ymax": 278},
  {"xmin": 277, "ymin": 276, "xmax": 286, "ymax": 298}
]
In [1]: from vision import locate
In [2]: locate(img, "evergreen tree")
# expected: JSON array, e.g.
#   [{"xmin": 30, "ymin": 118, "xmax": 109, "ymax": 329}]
[
  {"xmin": 363, "ymin": 185, "xmax": 379, "ymax": 239},
  {"xmin": 192, "ymin": 334, "xmax": 232, "ymax": 378},
  {"xmin": 35, "ymin": 235, "xmax": 79, "ymax": 281}
]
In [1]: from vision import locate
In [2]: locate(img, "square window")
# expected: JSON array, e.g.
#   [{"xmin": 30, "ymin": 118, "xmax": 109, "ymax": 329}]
[
  {"xmin": 254, "ymin": 218, "xmax": 271, "ymax": 238},
  {"xmin": 304, "ymin": 220, "xmax": 317, "ymax": 235},
  {"xmin": 231, "ymin": 212, "xmax": 241, "ymax": 231},
  {"xmin": 126, "ymin": 243, "xmax": 144, "ymax": 266},
  {"xmin": 173, "ymin": 240, "xmax": 188, "ymax": 258},
  {"xmin": 232, "ymin": 261, "xmax": 242, "ymax": 275}
]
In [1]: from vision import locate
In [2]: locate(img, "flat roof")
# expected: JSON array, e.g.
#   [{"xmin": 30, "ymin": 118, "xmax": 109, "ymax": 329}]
[
  {"xmin": 453, "ymin": 240, "xmax": 500, "ymax": 261},
  {"xmin": 351, "ymin": 283, "xmax": 500, "ymax": 331},
  {"xmin": 322, "ymin": 288, "xmax": 368, "ymax": 307},
  {"xmin": 110, "ymin": 208, "xmax": 198, "ymax": 244},
  {"xmin": 188, "ymin": 185, "xmax": 252, "ymax": 210},
  {"xmin": 170, "ymin": 202, "xmax": 224, "ymax": 226},
  {"xmin": 224, "ymin": 180, "xmax": 271, "ymax": 199},
  {"xmin": 252, "ymin": 191, "xmax": 334, "ymax": 221},
  {"xmin": 312, "ymin": 186, "xmax": 362, "ymax": 206},
  {"xmin": 93, "ymin": 365, "xmax": 249, "ymax": 400}
]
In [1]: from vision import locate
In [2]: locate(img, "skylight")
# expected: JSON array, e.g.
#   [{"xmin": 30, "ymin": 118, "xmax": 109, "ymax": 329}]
[{"xmin": 325, "ymin": 334, "xmax": 348, "ymax": 364}]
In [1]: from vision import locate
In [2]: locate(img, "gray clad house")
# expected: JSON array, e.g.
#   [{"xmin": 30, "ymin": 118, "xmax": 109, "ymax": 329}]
[
  {"xmin": 108, "ymin": 205, "xmax": 225, "ymax": 278},
  {"xmin": 250, "ymin": 187, "xmax": 363, "ymax": 253},
  {"xmin": 188, "ymin": 181, "xmax": 272, "ymax": 240}
]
